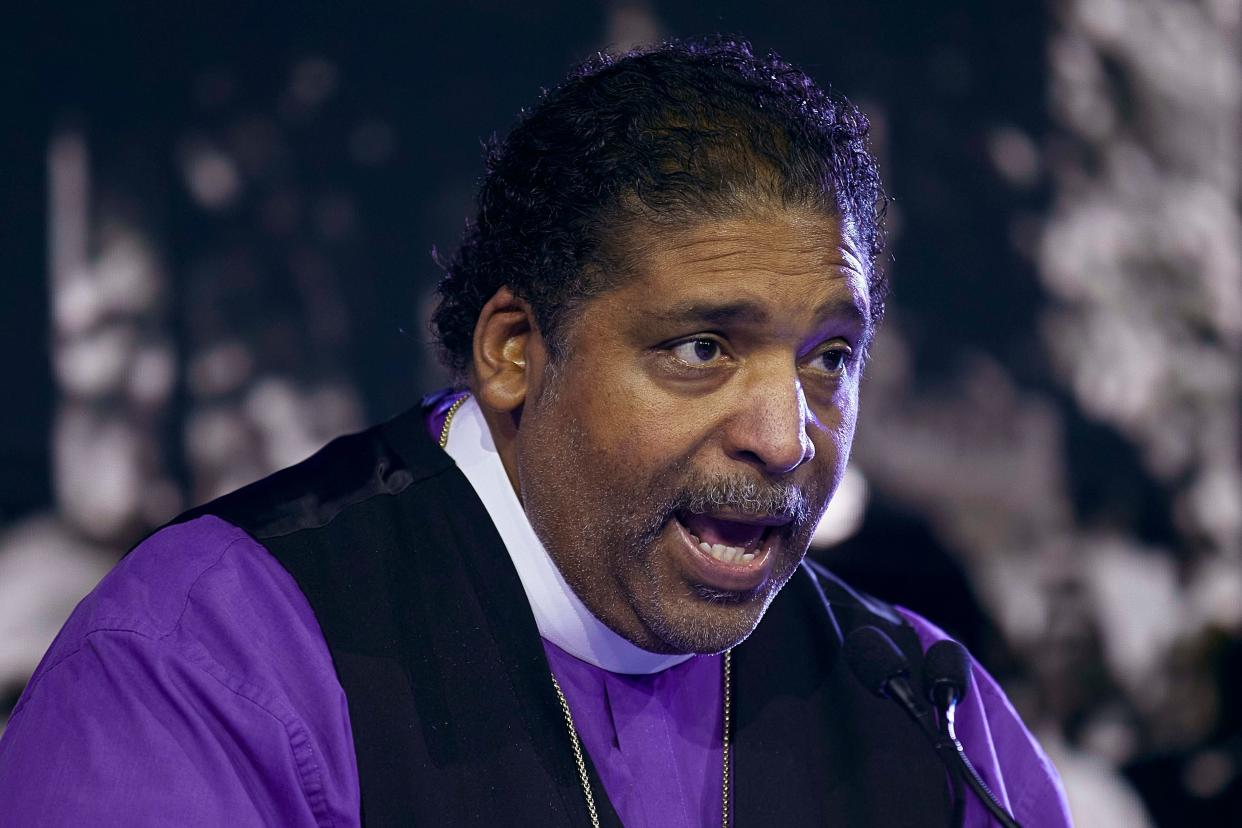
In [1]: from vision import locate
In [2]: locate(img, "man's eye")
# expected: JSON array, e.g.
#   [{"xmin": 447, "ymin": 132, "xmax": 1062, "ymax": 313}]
[
  {"xmin": 670, "ymin": 338, "xmax": 723, "ymax": 365},
  {"xmin": 817, "ymin": 347, "xmax": 849, "ymax": 374}
]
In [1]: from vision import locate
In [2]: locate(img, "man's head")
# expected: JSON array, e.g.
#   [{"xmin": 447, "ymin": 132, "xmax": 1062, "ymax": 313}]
[{"xmin": 433, "ymin": 37, "xmax": 887, "ymax": 654}]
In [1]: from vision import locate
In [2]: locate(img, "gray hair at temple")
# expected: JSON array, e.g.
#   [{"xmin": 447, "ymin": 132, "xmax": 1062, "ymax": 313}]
[{"xmin": 431, "ymin": 35, "xmax": 889, "ymax": 378}]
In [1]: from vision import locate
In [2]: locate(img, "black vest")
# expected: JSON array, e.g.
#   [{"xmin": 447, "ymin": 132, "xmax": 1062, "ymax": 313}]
[{"xmin": 178, "ymin": 403, "xmax": 952, "ymax": 826}]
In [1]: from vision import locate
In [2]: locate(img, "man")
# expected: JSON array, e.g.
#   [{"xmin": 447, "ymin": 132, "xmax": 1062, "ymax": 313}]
[{"xmin": 0, "ymin": 38, "xmax": 1070, "ymax": 826}]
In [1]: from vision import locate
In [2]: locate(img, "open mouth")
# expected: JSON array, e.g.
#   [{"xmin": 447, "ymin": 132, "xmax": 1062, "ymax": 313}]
[
  {"xmin": 670, "ymin": 510, "xmax": 787, "ymax": 592},
  {"xmin": 678, "ymin": 510, "xmax": 773, "ymax": 564}
]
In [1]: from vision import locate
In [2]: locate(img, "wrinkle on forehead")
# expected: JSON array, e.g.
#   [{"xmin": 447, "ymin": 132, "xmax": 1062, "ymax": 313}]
[{"xmin": 629, "ymin": 209, "xmax": 869, "ymax": 293}]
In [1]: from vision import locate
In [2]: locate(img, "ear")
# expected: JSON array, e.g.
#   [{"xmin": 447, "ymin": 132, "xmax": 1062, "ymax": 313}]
[{"xmin": 471, "ymin": 286, "xmax": 545, "ymax": 415}]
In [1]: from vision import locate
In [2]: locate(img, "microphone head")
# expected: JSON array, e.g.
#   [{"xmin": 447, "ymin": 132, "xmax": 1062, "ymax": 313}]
[
  {"xmin": 844, "ymin": 625, "xmax": 911, "ymax": 698},
  {"xmin": 922, "ymin": 639, "xmax": 973, "ymax": 707}
]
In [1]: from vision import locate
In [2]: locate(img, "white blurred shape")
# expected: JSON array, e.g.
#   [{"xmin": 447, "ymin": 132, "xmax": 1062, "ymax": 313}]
[
  {"xmin": 188, "ymin": 340, "xmax": 254, "ymax": 397},
  {"xmin": 52, "ymin": 408, "xmax": 143, "ymax": 541},
  {"xmin": 1187, "ymin": 556, "xmax": 1242, "ymax": 630},
  {"xmin": 986, "ymin": 126, "xmax": 1041, "ymax": 188},
  {"xmin": 1041, "ymin": 0, "xmax": 1241, "ymax": 565},
  {"xmin": 128, "ymin": 343, "xmax": 176, "ymax": 407},
  {"xmin": 980, "ymin": 551, "xmax": 1052, "ymax": 645},
  {"xmin": 1078, "ymin": 0, "xmax": 1129, "ymax": 43},
  {"xmin": 185, "ymin": 405, "xmax": 251, "ymax": 466},
  {"xmin": 1170, "ymin": 184, "xmax": 1242, "ymax": 341},
  {"xmin": 180, "ymin": 140, "xmax": 241, "ymax": 209},
  {"xmin": 244, "ymin": 377, "xmax": 319, "ymax": 470},
  {"xmin": 1186, "ymin": 466, "xmax": 1242, "ymax": 553},
  {"xmin": 604, "ymin": 1, "xmax": 663, "ymax": 53},
  {"xmin": 1080, "ymin": 712, "xmax": 1140, "ymax": 764},
  {"xmin": 95, "ymin": 228, "xmax": 161, "ymax": 315},
  {"xmin": 307, "ymin": 383, "xmax": 364, "ymax": 436},
  {"xmin": 1207, "ymin": 0, "xmax": 1241, "ymax": 27},
  {"xmin": 1042, "ymin": 307, "xmax": 1162, "ymax": 433},
  {"xmin": 54, "ymin": 268, "xmax": 101, "ymax": 335},
  {"xmin": 1040, "ymin": 730, "xmax": 1156, "ymax": 828},
  {"xmin": 1084, "ymin": 537, "xmax": 1182, "ymax": 699},
  {"xmin": 54, "ymin": 324, "xmax": 134, "ymax": 398},
  {"xmin": 237, "ymin": 377, "xmax": 365, "ymax": 473},
  {"xmin": 811, "ymin": 465, "xmax": 868, "ymax": 548},
  {"xmin": 1049, "ymin": 32, "xmax": 1116, "ymax": 139},
  {"xmin": 244, "ymin": 375, "xmax": 300, "ymax": 431},
  {"xmin": 0, "ymin": 515, "xmax": 114, "ymax": 711}
]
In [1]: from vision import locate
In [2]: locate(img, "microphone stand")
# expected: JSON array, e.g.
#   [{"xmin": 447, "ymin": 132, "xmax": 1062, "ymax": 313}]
[
  {"xmin": 933, "ymin": 694, "xmax": 967, "ymax": 828},
  {"xmin": 890, "ymin": 675, "xmax": 1022, "ymax": 828},
  {"xmin": 929, "ymin": 695, "xmax": 1013, "ymax": 828},
  {"xmin": 843, "ymin": 626, "xmax": 1023, "ymax": 828}
]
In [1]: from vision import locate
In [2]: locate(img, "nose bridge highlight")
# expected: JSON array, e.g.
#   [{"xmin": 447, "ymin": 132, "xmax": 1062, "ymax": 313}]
[{"xmin": 733, "ymin": 366, "xmax": 812, "ymax": 473}]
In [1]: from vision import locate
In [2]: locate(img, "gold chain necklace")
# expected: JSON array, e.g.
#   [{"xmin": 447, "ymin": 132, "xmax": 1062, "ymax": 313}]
[{"xmin": 438, "ymin": 392, "xmax": 733, "ymax": 827}]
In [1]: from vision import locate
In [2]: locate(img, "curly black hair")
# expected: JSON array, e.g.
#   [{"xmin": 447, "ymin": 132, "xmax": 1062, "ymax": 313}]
[{"xmin": 432, "ymin": 36, "xmax": 888, "ymax": 377}]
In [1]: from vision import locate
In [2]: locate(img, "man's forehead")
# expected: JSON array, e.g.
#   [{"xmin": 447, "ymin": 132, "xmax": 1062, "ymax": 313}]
[{"xmin": 616, "ymin": 211, "xmax": 871, "ymax": 319}]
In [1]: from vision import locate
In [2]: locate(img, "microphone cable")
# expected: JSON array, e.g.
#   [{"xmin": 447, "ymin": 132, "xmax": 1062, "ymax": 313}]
[{"xmin": 844, "ymin": 626, "xmax": 1023, "ymax": 828}]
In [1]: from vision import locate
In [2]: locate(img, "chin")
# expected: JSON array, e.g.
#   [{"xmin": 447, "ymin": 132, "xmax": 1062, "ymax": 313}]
[
  {"xmin": 625, "ymin": 521, "xmax": 806, "ymax": 654},
  {"xmin": 632, "ymin": 578, "xmax": 782, "ymax": 655}
]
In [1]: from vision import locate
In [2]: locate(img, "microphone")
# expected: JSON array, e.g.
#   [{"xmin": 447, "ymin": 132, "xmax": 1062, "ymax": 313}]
[
  {"xmin": 922, "ymin": 640, "xmax": 972, "ymax": 827},
  {"xmin": 844, "ymin": 627, "xmax": 1023, "ymax": 828},
  {"xmin": 842, "ymin": 625, "xmax": 938, "ymax": 736},
  {"xmin": 920, "ymin": 639, "xmax": 1023, "ymax": 828},
  {"xmin": 923, "ymin": 639, "xmax": 972, "ymax": 710}
]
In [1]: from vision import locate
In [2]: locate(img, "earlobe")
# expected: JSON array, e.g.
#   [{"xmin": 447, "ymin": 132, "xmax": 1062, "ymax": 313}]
[{"xmin": 471, "ymin": 286, "xmax": 537, "ymax": 414}]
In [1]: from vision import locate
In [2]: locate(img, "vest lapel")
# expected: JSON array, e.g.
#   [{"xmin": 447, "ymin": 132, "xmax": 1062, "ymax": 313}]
[
  {"xmin": 379, "ymin": 416, "xmax": 625, "ymax": 827},
  {"xmin": 732, "ymin": 564, "xmax": 952, "ymax": 826}
]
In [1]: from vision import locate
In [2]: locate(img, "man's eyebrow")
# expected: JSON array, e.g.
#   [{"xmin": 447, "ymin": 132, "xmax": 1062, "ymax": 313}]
[
  {"xmin": 810, "ymin": 297, "xmax": 870, "ymax": 328},
  {"xmin": 647, "ymin": 297, "xmax": 870, "ymax": 330},
  {"xmin": 648, "ymin": 301, "xmax": 771, "ymax": 327}
]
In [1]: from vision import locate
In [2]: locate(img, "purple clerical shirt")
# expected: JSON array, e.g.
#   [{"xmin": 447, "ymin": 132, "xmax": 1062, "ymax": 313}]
[
  {"xmin": 0, "ymin": 521, "xmax": 1070, "ymax": 827},
  {"xmin": 544, "ymin": 641, "xmax": 728, "ymax": 827}
]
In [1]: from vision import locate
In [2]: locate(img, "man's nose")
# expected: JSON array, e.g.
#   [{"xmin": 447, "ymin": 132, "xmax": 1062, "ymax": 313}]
[{"xmin": 723, "ymin": 370, "xmax": 815, "ymax": 475}]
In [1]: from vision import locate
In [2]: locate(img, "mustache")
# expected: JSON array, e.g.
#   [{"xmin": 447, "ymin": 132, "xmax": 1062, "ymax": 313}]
[{"xmin": 667, "ymin": 474, "xmax": 812, "ymax": 527}]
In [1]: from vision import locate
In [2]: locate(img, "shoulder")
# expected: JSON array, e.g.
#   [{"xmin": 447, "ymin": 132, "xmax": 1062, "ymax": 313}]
[
  {"xmin": 794, "ymin": 562, "xmax": 1072, "ymax": 825},
  {"xmin": 20, "ymin": 516, "xmax": 264, "ymax": 661},
  {"xmin": 1, "ymin": 515, "xmax": 359, "ymax": 826},
  {"xmin": 21, "ymin": 516, "xmax": 327, "ymax": 679},
  {"xmin": 0, "ymin": 398, "xmax": 458, "ymax": 826},
  {"xmin": 896, "ymin": 605, "xmax": 1073, "ymax": 828},
  {"xmin": 176, "ymin": 403, "xmax": 450, "ymax": 542}
]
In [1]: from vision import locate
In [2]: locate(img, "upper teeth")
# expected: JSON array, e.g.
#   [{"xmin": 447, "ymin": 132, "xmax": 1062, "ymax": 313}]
[{"xmin": 689, "ymin": 532, "xmax": 756, "ymax": 565}]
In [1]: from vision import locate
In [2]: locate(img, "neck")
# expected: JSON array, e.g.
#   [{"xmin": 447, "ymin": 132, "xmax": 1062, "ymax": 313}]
[{"xmin": 442, "ymin": 394, "xmax": 694, "ymax": 674}]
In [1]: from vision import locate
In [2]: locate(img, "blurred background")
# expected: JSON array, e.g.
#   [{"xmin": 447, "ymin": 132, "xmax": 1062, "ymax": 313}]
[{"xmin": 2, "ymin": 1, "xmax": 1239, "ymax": 824}]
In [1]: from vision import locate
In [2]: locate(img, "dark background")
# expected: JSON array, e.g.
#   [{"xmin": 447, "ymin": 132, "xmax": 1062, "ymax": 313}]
[{"xmin": 3, "ymin": 3, "xmax": 1239, "ymax": 824}]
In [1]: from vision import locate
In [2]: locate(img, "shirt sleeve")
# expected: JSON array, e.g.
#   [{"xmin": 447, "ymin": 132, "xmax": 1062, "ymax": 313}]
[
  {"xmin": 967, "ymin": 656, "xmax": 1074, "ymax": 827},
  {"xmin": 0, "ymin": 516, "xmax": 357, "ymax": 828},
  {"xmin": 0, "ymin": 628, "xmax": 328, "ymax": 828},
  {"xmin": 897, "ymin": 606, "xmax": 1074, "ymax": 828}
]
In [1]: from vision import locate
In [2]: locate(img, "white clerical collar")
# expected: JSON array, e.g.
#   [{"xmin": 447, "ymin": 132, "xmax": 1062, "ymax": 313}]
[{"xmin": 443, "ymin": 395, "xmax": 693, "ymax": 675}]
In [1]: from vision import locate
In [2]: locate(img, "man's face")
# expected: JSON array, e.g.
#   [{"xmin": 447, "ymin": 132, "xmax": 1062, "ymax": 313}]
[{"xmin": 515, "ymin": 208, "xmax": 871, "ymax": 654}]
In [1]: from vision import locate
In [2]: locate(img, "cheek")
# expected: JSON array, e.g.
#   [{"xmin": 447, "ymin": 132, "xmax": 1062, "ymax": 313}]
[
  {"xmin": 811, "ymin": 383, "xmax": 860, "ymax": 449},
  {"xmin": 579, "ymin": 387, "xmax": 686, "ymax": 467},
  {"xmin": 835, "ymin": 391, "xmax": 860, "ymax": 449}
]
